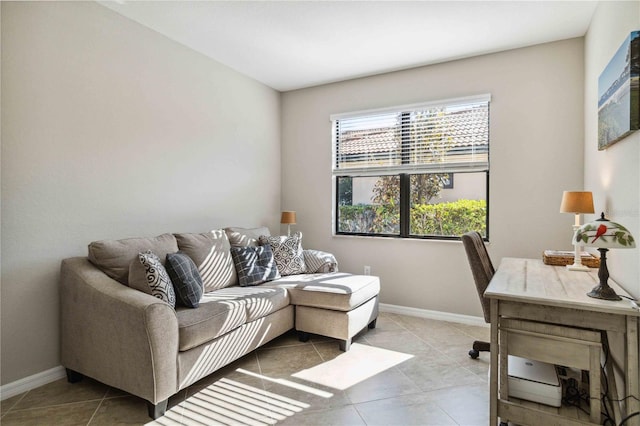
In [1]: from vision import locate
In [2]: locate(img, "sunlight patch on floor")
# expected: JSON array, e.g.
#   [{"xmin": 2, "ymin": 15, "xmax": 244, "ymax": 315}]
[
  {"xmin": 147, "ymin": 377, "xmax": 309, "ymax": 426},
  {"xmin": 292, "ymin": 343, "xmax": 413, "ymax": 390},
  {"xmin": 147, "ymin": 344, "xmax": 413, "ymax": 425},
  {"xmin": 236, "ymin": 368, "xmax": 333, "ymax": 398}
]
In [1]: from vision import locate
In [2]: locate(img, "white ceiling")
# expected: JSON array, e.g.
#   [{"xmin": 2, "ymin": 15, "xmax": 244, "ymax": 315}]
[{"xmin": 97, "ymin": 1, "xmax": 598, "ymax": 92}]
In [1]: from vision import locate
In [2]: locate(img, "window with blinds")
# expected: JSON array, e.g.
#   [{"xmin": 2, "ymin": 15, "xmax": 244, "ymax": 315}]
[{"xmin": 331, "ymin": 95, "xmax": 490, "ymax": 240}]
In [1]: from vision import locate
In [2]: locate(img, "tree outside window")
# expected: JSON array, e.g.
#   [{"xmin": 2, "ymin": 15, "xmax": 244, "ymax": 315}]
[{"xmin": 333, "ymin": 95, "xmax": 490, "ymax": 240}]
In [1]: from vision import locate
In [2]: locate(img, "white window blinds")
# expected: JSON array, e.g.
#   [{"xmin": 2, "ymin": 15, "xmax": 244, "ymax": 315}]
[{"xmin": 331, "ymin": 95, "xmax": 490, "ymax": 176}]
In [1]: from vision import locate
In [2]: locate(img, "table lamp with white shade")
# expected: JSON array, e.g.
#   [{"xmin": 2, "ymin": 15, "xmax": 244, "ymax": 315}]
[
  {"xmin": 574, "ymin": 212, "xmax": 636, "ymax": 300},
  {"xmin": 560, "ymin": 191, "xmax": 594, "ymax": 271}
]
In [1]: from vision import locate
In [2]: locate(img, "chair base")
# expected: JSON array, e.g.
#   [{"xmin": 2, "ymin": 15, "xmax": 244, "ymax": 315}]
[{"xmin": 469, "ymin": 340, "xmax": 490, "ymax": 359}]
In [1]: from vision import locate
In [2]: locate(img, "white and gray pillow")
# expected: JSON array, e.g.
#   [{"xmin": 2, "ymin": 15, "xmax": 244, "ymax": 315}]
[
  {"xmin": 304, "ymin": 249, "xmax": 339, "ymax": 273},
  {"xmin": 231, "ymin": 245, "xmax": 281, "ymax": 286},
  {"xmin": 258, "ymin": 232, "xmax": 306, "ymax": 276},
  {"xmin": 129, "ymin": 250, "xmax": 176, "ymax": 307}
]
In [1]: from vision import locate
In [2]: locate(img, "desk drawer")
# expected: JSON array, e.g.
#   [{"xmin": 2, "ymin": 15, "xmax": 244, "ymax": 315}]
[
  {"xmin": 499, "ymin": 301, "xmax": 627, "ymax": 333},
  {"xmin": 505, "ymin": 329, "xmax": 601, "ymax": 371}
]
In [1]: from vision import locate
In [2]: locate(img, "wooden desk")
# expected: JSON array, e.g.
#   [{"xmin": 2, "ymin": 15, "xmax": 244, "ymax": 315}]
[{"xmin": 485, "ymin": 258, "xmax": 639, "ymax": 426}]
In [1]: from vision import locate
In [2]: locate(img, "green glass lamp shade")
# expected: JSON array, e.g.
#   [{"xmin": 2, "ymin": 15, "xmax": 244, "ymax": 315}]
[
  {"xmin": 574, "ymin": 213, "xmax": 635, "ymax": 249},
  {"xmin": 574, "ymin": 213, "xmax": 635, "ymax": 301}
]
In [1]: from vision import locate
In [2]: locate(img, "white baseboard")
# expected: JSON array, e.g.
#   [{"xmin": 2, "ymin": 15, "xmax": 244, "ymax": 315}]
[
  {"xmin": 379, "ymin": 302, "xmax": 488, "ymax": 327},
  {"xmin": 0, "ymin": 305, "xmax": 485, "ymax": 400},
  {"xmin": 0, "ymin": 365, "xmax": 66, "ymax": 401}
]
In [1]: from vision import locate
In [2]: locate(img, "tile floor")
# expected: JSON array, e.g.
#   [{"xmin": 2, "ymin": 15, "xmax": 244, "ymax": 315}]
[{"xmin": 0, "ymin": 312, "xmax": 493, "ymax": 425}]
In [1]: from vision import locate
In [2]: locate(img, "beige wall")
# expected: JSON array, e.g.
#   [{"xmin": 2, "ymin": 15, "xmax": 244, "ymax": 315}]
[
  {"xmin": 584, "ymin": 1, "xmax": 640, "ymax": 299},
  {"xmin": 1, "ymin": 2, "xmax": 281, "ymax": 385},
  {"xmin": 282, "ymin": 38, "xmax": 585, "ymax": 317},
  {"xmin": 583, "ymin": 1, "xmax": 640, "ymax": 396},
  {"xmin": 5, "ymin": 0, "xmax": 623, "ymax": 390}
]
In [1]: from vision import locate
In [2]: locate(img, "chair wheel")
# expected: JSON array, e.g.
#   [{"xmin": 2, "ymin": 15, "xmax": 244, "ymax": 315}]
[{"xmin": 469, "ymin": 349, "xmax": 480, "ymax": 359}]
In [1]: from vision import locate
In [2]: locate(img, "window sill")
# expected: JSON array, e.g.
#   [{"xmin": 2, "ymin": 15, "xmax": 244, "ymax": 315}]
[{"xmin": 331, "ymin": 233, "xmax": 482, "ymax": 244}]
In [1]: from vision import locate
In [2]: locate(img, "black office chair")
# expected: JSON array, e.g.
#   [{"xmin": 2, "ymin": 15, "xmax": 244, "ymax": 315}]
[{"xmin": 461, "ymin": 231, "xmax": 494, "ymax": 359}]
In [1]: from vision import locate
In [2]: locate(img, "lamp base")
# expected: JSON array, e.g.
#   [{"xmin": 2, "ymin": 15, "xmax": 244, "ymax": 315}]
[
  {"xmin": 567, "ymin": 239, "xmax": 590, "ymax": 272},
  {"xmin": 566, "ymin": 263, "xmax": 590, "ymax": 272},
  {"xmin": 587, "ymin": 284, "xmax": 622, "ymax": 301},
  {"xmin": 586, "ymin": 247, "xmax": 622, "ymax": 301}
]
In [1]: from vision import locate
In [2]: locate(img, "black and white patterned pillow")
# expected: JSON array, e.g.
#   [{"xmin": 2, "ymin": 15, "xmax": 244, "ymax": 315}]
[
  {"xmin": 258, "ymin": 232, "xmax": 305, "ymax": 276},
  {"xmin": 165, "ymin": 252, "xmax": 203, "ymax": 308},
  {"xmin": 136, "ymin": 250, "xmax": 176, "ymax": 307},
  {"xmin": 231, "ymin": 245, "xmax": 281, "ymax": 286}
]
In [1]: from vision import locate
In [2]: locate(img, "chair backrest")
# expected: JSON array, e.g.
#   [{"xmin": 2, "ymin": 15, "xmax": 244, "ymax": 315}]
[{"xmin": 461, "ymin": 231, "xmax": 495, "ymax": 324}]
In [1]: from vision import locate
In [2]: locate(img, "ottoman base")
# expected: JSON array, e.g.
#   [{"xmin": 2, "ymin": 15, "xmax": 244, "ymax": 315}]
[{"xmin": 296, "ymin": 295, "xmax": 379, "ymax": 351}]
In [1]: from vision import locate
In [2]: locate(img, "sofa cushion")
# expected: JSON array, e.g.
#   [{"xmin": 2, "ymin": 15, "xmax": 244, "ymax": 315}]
[
  {"xmin": 88, "ymin": 233, "xmax": 178, "ymax": 285},
  {"xmin": 128, "ymin": 250, "xmax": 176, "ymax": 307},
  {"xmin": 268, "ymin": 273, "xmax": 380, "ymax": 312},
  {"xmin": 174, "ymin": 230, "xmax": 237, "ymax": 291},
  {"xmin": 206, "ymin": 286, "xmax": 290, "ymax": 322},
  {"xmin": 225, "ymin": 226, "xmax": 271, "ymax": 247},
  {"xmin": 258, "ymin": 232, "xmax": 306, "ymax": 276},
  {"xmin": 231, "ymin": 246, "xmax": 281, "ymax": 287},
  {"xmin": 166, "ymin": 252, "xmax": 204, "ymax": 308},
  {"xmin": 175, "ymin": 285, "xmax": 290, "ymax": 351},
  {"xmin": 176, "ymin": 299, "xmax": 247, "ymax": 351}
]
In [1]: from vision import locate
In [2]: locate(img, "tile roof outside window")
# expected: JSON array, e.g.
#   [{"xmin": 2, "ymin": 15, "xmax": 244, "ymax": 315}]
[{"xmin": 338, "ymin": 106, "xmax": 488, "ymax": 156}]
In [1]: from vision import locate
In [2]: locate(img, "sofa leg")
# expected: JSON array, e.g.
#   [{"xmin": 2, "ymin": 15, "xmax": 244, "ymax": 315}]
[
  {"xmin": 339, "ymin": 339, "xmax": 351, "ymax": 352},
  {"xmin": 65, "ymin": 368, "xmax": 84, "ymax": 384},
  {"xmin": 368, "ymin": 318, "xmax": 377, "ymax": 329},
  {"xmin": 298, "ymin": 331, "xmax": 310, "ymax": 343},
  {"xmin": 147, "ymin": 399, "xmax": 168, "ymax": 419}
]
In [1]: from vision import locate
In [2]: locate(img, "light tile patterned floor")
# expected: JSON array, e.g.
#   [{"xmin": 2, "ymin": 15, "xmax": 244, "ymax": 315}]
[{"xmin": 0, "ymin": 312, "xmax": 491, "ymax": 425}]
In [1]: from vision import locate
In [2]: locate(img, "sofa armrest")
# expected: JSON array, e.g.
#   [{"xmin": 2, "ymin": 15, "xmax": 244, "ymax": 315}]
[
  {"xmin": 60, "ymin": 257, "xmax": 179, "ymax": 404},
  {"xmin": 303, "ymin": 249, "xmax": 339, "ymax": 273}
]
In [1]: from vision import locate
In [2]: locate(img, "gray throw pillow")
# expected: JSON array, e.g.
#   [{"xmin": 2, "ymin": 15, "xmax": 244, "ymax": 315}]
[
  {"xmin": 231, "ymin": 245, "xmax": 281, "ymax": 286},
  {"xmin": 89, "ymin": 233, "xmax": 178, "ymax": 285},
  {"xmin": 174, "ymin": 230, "xmax": 237, "ymax": 291},
  {"xmin": 258, "ymin": 232, "xmax": 305, "ymax": 276},
  {"xmin": 225, "ymin": 226, "xmax": 271, "ymax": 247},
  {"xmin": 129, "ymin": 250, "xmax": 176, "ymax": 307},
  {"xmin": 165, "ymin": 252, "xmax": 203, "ymax": 308}
]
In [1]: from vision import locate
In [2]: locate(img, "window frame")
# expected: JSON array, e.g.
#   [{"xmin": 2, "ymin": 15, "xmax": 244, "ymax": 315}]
[{"xmin": 332, "ymin": 95, "xmax": 491, "ymax": 241}]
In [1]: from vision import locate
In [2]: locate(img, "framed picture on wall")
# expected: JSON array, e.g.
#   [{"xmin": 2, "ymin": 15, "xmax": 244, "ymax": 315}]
[{"xmin": 597, "ymin": 31, "xmax": 639, "ymax": 150}]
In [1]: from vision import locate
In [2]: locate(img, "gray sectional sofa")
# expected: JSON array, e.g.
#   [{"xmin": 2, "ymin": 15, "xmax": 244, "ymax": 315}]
[{"xmin": 60, "ymin": 227, "xmax": 379, "ymax": 419}]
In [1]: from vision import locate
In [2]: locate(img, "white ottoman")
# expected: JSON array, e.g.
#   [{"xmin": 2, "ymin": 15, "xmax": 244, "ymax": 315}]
[{"xmin": 272, "ymin": 273, "xmax": 380, "ymax": 351}]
